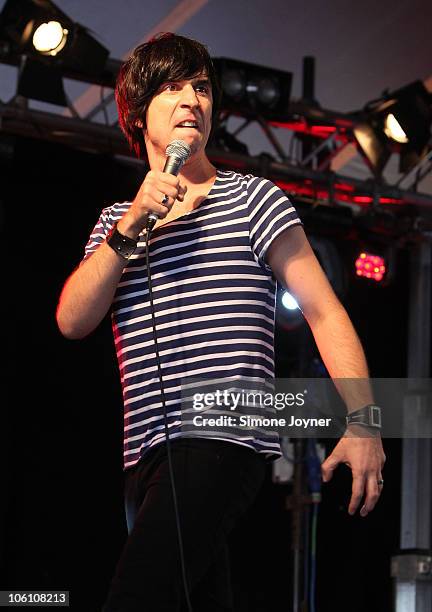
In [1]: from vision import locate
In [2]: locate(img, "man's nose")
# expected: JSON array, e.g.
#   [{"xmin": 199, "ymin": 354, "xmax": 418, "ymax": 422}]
[{"xmin": 180, "ymin": 84, "xmax": 199, "ymax": 107}]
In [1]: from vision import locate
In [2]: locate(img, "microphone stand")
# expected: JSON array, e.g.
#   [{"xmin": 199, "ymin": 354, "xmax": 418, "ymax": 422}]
[
  {"xmin": 286, "ymin": 438, "xmax": 310, "ymax": 612},
  {"xmin": 285, "ymin": 326, "xmax": 322, "ymax": 612}
]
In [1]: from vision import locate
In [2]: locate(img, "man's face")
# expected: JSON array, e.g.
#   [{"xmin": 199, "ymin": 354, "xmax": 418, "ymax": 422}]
[{"xmin": 144, "ymin": 72, "xmax": 213, "ymax": 161}]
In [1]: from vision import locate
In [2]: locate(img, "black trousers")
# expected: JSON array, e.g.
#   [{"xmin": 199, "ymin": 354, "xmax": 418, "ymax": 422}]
[{"xmin": 103, "ymin": 438, "xmax": 266, "ymax": 611}]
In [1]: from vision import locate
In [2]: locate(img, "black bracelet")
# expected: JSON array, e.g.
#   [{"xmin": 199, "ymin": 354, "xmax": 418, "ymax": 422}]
[{"xmin": 107, "ymin": 223, "xmax": 138, "ymax": 260}]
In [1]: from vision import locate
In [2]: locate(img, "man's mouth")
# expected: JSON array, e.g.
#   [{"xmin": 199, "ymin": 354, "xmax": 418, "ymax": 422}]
[{"xmin": 176, "ymin": 120, "xmax": 200, "ymax": 130}]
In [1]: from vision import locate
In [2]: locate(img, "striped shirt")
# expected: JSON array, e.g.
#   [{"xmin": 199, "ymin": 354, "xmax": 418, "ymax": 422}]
[{"xmin": 84, "ymin": 170, "xmax": 302, "ymax": 469}]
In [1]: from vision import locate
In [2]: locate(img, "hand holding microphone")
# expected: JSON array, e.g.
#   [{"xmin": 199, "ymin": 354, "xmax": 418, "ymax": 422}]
[
  {"xmin": 117, "ymin": 140, "xmax": 191, "ymax": 239},
  {"xmin": 146, "ymin": 140, "xmax": 191, "ymax": 231}
]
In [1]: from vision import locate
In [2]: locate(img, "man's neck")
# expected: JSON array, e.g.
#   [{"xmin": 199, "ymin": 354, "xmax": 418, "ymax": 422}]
[
  {"xmin": 177, "ymin": 157, "xmax": 217, "ymax": 212},
  {"xmin": 179, "ymin": 158, "xmax": 217, "ymax": 190}
]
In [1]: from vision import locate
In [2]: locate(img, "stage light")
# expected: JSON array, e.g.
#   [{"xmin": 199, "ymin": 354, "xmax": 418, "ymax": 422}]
[
  {"xmin": 220, "ymin": 66, "xmax": 246, "ymax": 101},
  {"xmin": 0, "ymin": 0, "xmax": 109, "ymax": 106},
  {"xmin": 16, "ymin": 56, "xmax": 67, "ymax": 105},
  {"xmin": 32, "ymin": 20, "xmax": 68, "ymax": 56},
  {"xmin": 353, "ymin": 121, "xmax": 391, "ymax": 176},
  {"xmin": 212, "ymin": 57, "xmax": 292, "ymax": 121},
  {"xmin": 281, "ymin": 291, "xmax": 300, "ymax": 310},
  {"xmin": 276, "ymin": 286, "xmax": 304, "ymax": 331},
  {"xmin": 0, "ymin": 0, "xmax": 109, "ymax": 76},
  {"xmin": 354, "ymin": 81, "xmax": 432, "ymax": 175},
  {"xmin": 380, "ymin": 82, "xmax": 431, "ymax": 151},
  {"xmin": 354, "ymin": 244, "xmax": 396, "ymax": 286},
  {"xmin": 383, "ymin": 113, "xmax": 408, "ymax": 144},
  {"xmin": 354, "ymin": 252, "xmax": 386, "ymax": 283}
]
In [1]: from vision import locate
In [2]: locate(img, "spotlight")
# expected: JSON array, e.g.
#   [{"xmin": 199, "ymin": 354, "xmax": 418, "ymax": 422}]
[
  {"xmin": 276, "ymin": 286, "xmax": 304, "ymax": 331},
  {"xmin": 17, "ymin": 56, "xmax": 67, "ymax": 105},
  {"xmin": 32, "ymin": 20, "xmax": 68, "ymax": 56},
  {"xmin": 0, "ymin": 0, "xmax": 109, "ymax": 76},
  {"xmin": 355, "ymin": 252, "xmax": 386, "ymax": 282},
  {"xmin": 354, "ymin": 81, "xmax": 432, "ymax": 175},
  {"xmin": 353, "ymin": 121, "xmax": 391, "ymax": 177},
  {"xmin": 281, "ymin": 291, "xmax": 300, "ymax": 310},
  {"xmin": 213, "ymin": 57, "xmax": 292, "ymax": 121},
  {"xmin": 380, "ymin": 82, "xmax": 431, "ymax": 152},
  {"xmin": 384, "ymin": 113, "xmax": 408, "ymax": 144},
  {"xmin": 353, "ymin": 245, "xmax": 396, "ymax": 285}
]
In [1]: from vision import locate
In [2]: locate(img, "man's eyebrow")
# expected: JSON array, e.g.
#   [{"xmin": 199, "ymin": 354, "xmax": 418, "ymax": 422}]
[{"xmin": 192, "ymin": 77, "xmax": 211, "ymax": 87}]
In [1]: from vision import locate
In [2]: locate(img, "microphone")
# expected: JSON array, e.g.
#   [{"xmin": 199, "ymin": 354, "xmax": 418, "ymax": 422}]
[{"xmin": 146, "ymin": 140, "xmax": 191, "ymax": 231}]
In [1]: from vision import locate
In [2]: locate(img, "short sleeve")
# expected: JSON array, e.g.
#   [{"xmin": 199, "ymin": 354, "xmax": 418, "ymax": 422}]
[
  {"xmin": 82, "ymin": 207, "xmax": 114, "ymax": 262},
  {"xmin": 248, "ymin": 177, "xmax": 302, "ymax": 271}
]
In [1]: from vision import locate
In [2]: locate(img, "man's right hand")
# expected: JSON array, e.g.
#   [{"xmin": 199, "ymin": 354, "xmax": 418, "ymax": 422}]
[
  {"xmin": 57, "ymin": 171, "xmax": 187, "ymax": 339},
  {"xmin": 118, "ymin": 170, "xmax": 187, "ymax": 239}
]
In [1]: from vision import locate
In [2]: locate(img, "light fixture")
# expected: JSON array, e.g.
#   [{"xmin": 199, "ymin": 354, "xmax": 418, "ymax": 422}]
[
  {"xmin": 355, "ymin": 252, "xmax": 386, "ymax": 282},
  {"xmin": 353, "ymin": 121, "xmax": 391, "ymax": 177},
  {"xmin": 353, "ymin": 245, "xmax": 396, "ymax": 285},
  {"xmin": 276, "ymin": 286, "xmax": 304, "ymax": 331},
  {"xmin": 212, "ymin": 57, "xmax": 292, "ymax": 121},
  {"xmin": 32, "ymin": 20, "xmax": 68, "ymax": 56},
  {"xmin": 16, "ymin": 56, "xmax": 67, "ymax": 105},
  {"xmin": 281, "ymin": 291, "xmax": 300, "ymax": 311},
  {"xmin": 383, "ymin": 113, "xmax": 408, "ymax": 144},
  {"xmin": 0, "ymin": 0, "xmax": 109, "ymax": 76},
  {"xmin": 353, "ymin": 80, "xmax": 432, "ymax": 175},
  {"xmin": 380, "ymin": 82, "xmax": 431, "ymax": 150}
]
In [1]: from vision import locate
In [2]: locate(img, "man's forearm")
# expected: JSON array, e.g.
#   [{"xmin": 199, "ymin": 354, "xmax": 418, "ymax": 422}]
[
  {"xmin": 56, "ymin": 240, "xmax": 127, "ymax": 339},
  {"xmin": 308, "ymin": 305, "xmax": 374, "ymax": 412}
]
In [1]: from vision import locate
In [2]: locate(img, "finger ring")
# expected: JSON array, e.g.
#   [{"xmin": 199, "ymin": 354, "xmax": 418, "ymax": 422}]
[
  {"xmin": 377, "ymin": 479, "xmax": 384, "ymax": 485},
  {"xmin": 161, "ymin": 194, "xmax": 169, "ymax": 205}
]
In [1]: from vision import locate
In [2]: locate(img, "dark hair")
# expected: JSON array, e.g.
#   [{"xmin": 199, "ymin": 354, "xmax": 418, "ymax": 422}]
[{"xmin": 115, "ymin": 32, "xmax": 221, "ymax": 159}]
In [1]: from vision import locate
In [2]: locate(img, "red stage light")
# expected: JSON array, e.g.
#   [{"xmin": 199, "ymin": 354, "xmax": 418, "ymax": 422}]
[{"xmin": 355, "ymin": 252, "xmax": 386, "ymax": 282}]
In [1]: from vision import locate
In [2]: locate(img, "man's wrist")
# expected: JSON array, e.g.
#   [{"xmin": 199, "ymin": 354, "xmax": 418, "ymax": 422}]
[
  {"xmin": 117, "ymin": 212, "xmax": 144, "ymax": 241},
  {"xmin": 106, "ymin": 223, "xmax": 138, "ymax": 260},
  {"xmin": 346, "ymin": 404, "xmax": 382, "ymax": 430}
]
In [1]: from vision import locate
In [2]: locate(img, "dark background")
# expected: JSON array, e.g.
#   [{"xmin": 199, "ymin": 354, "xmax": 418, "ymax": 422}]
[{"xmin": 1, "ymin": 136, "xmax": 407, "ymax": 611}]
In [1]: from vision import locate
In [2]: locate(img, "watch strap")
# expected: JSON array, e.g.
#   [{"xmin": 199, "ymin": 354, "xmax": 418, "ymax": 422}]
[{"xmin": 107, "ymin": 224, "xmax": 138, "ymax": 260}]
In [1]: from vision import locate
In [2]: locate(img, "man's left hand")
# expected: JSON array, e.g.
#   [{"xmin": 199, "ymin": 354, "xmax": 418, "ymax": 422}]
[{"xmin": 321, "ymin": 429, "xmax": 386, "ymax": 517}]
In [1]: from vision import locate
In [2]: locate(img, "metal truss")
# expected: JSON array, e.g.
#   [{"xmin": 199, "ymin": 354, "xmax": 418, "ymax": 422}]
[
  {"xmin": 1, "ymin": 97, "xmax": 432, "ymax": 238},
  {"xmin": 1, "ymin": 41, "xmax": 432, "ymax": 197}
]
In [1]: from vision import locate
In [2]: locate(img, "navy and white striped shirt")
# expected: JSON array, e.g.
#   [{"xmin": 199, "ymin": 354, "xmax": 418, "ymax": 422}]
[{"xmin": 84, "ymin": 170, "xmax": 302, "ymax": 469}]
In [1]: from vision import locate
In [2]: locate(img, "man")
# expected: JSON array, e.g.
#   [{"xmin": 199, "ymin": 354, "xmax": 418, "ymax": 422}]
[{"xmin": 56, "ymin": 33, "xmax": 385, "ymax": 612}]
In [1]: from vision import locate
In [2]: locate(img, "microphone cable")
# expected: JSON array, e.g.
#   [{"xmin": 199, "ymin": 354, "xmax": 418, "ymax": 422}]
[{"xmin": 144, "ymin": 223, "xmax": 194, "ymax": 612}]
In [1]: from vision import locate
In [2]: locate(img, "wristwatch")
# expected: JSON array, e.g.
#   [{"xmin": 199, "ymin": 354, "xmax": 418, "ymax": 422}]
[
  {"xmin": 346, "ymin": 404, "xmax": 382, "ymax": 430},
  {"xmin": 107, "ymin": 223, "xmax": 138, "ymax": 260}
]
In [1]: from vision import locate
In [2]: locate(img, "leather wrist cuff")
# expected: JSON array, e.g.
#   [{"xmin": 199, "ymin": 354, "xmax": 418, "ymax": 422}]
[
  {"xmin": 107, "ymin": 224, "xmax": 138, "ymax": 260},
  {"xmin": 346, "ymin": 404, "xmax": 382, "ymax": 429}
]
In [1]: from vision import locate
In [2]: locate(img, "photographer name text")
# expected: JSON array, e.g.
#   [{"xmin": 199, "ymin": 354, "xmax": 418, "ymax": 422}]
[{"xmin": 192, "ymin": 415, "xmax": 332, "ymax": 428}]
